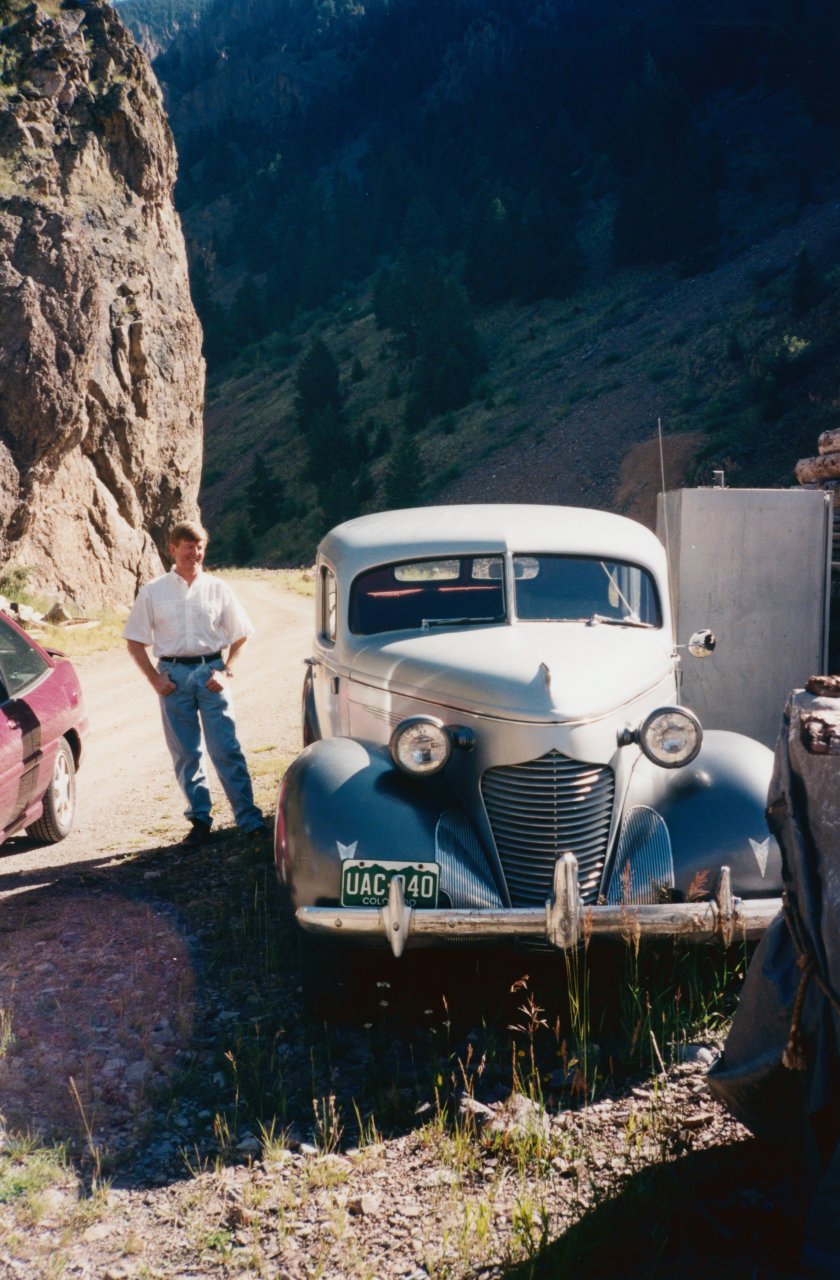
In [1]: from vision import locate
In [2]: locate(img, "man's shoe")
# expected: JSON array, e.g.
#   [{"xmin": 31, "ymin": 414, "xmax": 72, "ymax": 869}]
[
  {"xmin": 181, "ymin": 818, "xmax": 213, "ymax": 846},
  {"xmin": 241, "ymin": 821, "xmax": 271, "ymax": 862}
]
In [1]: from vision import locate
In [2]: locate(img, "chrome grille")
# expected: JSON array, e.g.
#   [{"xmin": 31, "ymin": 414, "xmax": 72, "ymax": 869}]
[{"xmin": 481, "ymin": 751, "xmax": 615, "ymax": 906}]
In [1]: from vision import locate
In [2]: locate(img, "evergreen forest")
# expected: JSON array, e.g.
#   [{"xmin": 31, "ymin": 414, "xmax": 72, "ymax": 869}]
[{"xmin": 118, "ymin": 0, "xmax": 840, "ymax": 564}]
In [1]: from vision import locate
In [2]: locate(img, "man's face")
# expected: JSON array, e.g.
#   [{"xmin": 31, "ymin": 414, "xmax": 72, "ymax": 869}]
[{"xmin": 170, "ymin": 538, "xmax": 206, "ymax": 575}]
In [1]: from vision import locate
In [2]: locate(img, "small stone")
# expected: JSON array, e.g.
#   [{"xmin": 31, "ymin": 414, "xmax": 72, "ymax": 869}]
[
  {"xmin": 347, "ymin": 1193, "xmax": 381, "ymax": 1216},
  {"xmin": 235, "ymin": 1135, "xmax": 261, "ymax": 1155},
  {"xmin": 44, "ymin": 601, "xmax": 72, "ymax": 624},
  {"xmin": 82, "ymin": 1221, "xmax": 114, "ymax": 1242},
  {"xmin": 458, "ymin": 1095, "xmax": 495, "ymax": 1123},
  {"xmin": 680, "ymin": 1044, "xmax": 718, "ymax": 1068},
  {"xmin": 680, "ymin": 1111, "xmax": 716, "ymax": 1130}
]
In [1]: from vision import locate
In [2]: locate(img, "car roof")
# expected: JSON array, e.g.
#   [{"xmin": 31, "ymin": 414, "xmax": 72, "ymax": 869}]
[{"xmin": 319, "ymin": 504, "xmax": 668, "ymax": 580}]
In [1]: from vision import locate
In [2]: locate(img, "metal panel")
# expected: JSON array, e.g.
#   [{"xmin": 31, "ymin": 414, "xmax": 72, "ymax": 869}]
[{"xmin": 657, "ymin": 488, "xmax": 831, "ymax": 748}]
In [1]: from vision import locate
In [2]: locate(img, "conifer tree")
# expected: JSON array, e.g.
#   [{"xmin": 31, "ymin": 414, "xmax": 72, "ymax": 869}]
[
  {"xmin": 245, "ymin": 452, "xmax": 285, "ymax": 534},
  {"xmin": 295, "ymin": 339, "xmax": 342, "ymax": 434},
  {"xmin": 792, "ymin": 245, "xmax": 823, "ymax": 317},
  {"xmin": 231, "ymin": 520, "xmax": 255, "ymax": 565},
  {"xmin": 384, "ymin": 431, "xmax": 424, "ymax": 509}
]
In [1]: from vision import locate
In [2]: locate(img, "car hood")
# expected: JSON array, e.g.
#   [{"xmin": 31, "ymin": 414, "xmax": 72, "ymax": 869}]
[{"xmin": 350, "ymin": 622, "xmax": 675, "ymax": 722}]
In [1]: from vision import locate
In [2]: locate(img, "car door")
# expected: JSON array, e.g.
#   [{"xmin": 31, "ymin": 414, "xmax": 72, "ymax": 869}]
[
  {"xmin": 0, "ymin": 666, "xmax": 24, "ymax": 836},
  {"xmin": 0, "ymin": 615, "xmax": 51, "ymax": 835}
]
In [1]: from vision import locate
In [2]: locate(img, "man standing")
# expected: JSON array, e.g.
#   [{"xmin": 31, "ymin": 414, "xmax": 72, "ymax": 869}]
[{"xmin": 124, "ymin": 520, "xmax": 266, "ymax": 843}]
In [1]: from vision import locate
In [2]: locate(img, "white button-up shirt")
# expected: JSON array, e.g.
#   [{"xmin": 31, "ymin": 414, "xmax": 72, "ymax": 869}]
[{"xmin": 122, "ymin": 567, "xmax": 254, "ymax": 658}]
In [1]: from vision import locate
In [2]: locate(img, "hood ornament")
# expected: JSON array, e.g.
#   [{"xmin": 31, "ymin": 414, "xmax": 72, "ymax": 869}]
[{"xmin": 539, "ymin": 662, "xmax": 552, "ymax": 690}]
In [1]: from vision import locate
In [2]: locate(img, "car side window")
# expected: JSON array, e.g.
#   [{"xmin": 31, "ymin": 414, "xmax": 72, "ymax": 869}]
[
  {"xmin": 319, "ymin": 567, "xmax": 337, "ymax": 644},
  {"xmin": 0, "ymin": 615, "xmax": 50, "ymax": 698}
]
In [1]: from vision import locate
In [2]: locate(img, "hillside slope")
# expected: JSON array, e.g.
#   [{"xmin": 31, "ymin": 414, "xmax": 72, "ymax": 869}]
[
  {"xmin": 120, "ymin": 0, "xmax": 840, "ymax": 563},
  {"xmin": 197, "ymin": 178, "xmax": 840, "ymax": 564}
]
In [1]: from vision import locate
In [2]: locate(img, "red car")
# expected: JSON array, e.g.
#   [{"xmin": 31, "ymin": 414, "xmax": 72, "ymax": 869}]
[{"xmin": 0, "ymin": 610, "xmax": 88, "ymax": 844}]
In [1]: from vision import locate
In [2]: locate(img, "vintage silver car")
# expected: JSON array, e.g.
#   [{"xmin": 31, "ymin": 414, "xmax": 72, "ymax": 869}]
[{"xmin": 275, "ymin": 504, "xmax": 782, "ymax": 964}]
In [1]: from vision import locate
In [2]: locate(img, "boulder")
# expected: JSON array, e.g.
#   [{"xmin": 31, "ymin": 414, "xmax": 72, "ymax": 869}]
[{"xmin": 0, "ymin": 0, "xmax": 204, "ymax": 608}]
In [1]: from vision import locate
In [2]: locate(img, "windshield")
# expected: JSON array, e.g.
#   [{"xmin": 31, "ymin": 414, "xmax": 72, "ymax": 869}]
[
  {"xmin": 513, "ymin": 555, "xmax": 661, "ymax": 626},
  {"xmin": 350, "ymin": 556, "xmax": 506, "ymax": 635},
  {"xmin": 349, "ymin": 552, "xmax": 661, "ymax": 634}
]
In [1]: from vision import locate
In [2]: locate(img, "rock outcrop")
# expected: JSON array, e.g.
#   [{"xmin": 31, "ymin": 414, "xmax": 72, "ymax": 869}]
[{"xmin": 0, "ymin": 0, "xmax": 204, "ymax": 607}]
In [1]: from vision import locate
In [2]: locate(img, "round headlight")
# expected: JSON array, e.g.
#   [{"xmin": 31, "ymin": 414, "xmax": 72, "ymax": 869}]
[
  {"xmin": 639, "ymin": 707, "xmax": 703, "ymax": 768},
  {"xmin": 390, "ymin": 716, "xmax": 452, "ymax": 776}
]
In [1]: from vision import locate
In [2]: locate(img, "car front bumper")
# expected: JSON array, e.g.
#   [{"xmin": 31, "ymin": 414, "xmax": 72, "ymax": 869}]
[{"xmin": 296, "ymin": 852, "xmax": 781, "ymax": 956}]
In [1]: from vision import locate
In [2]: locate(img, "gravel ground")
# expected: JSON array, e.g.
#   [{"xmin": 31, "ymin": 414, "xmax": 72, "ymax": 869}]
[
  {"xmin": 0, "ymin": 836, "xmax": 802, "ymax": 1280},
  {"xmin": 0, "ymin": 576, "xmax": 804, "ymax": 1278}
]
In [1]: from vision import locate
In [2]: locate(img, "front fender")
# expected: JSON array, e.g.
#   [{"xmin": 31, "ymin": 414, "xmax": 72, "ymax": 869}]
[
  {"xmin": 301, "ymin": 666, "xmax": 320, "ymax": 746},
  {"xmin": 607, "ymin": 730, "xmax": 780, "ymax": 902},
  {"xmin": 275, "ymin": 737, "xmax": 501, "ymax": 911}
]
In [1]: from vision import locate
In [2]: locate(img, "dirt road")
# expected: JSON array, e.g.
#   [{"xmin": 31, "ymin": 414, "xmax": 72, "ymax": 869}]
[{"xmin": 0, "ymin": 575, "xmax": 311, "ymax": 898}]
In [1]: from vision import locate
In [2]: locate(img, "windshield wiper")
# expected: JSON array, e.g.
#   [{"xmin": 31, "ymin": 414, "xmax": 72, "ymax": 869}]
[
  {"xmin": 421, "ymin": 616, "xmax": 501, "ymax": 630},
  {"xmin": 587, "ymin": 613, "xmax": 653, "ymax": 629}
]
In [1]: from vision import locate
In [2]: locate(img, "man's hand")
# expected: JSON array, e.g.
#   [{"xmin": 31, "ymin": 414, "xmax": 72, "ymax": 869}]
[
  {"xmin": 206, "ymin": 638, "xmax": 245, "ymax": 692},
  {"xmin": 127, "ymin": 640, "xmax": 175, "ymax": 696}
]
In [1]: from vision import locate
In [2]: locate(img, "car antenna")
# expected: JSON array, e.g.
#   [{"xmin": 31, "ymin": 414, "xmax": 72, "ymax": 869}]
[{"xmin": 657, "ymin": 416, "xmax": 679, "ymax": 658}]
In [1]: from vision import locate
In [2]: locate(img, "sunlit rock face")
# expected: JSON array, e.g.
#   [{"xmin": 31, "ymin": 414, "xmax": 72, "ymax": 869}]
[{"xmin": 0, "ymin": 0, "xmax": 204, "ymax": 607}]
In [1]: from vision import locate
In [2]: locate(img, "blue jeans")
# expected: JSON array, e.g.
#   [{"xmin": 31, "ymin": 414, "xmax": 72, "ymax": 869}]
[{"xmin": 158, "ymin": 659, "xmax": 263, "ymax": 832}]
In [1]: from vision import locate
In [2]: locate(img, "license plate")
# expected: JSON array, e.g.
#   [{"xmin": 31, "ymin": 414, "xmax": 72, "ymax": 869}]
[{"xmin": 340, "ymin": 859, "xmax": 439, "ymax": 908}]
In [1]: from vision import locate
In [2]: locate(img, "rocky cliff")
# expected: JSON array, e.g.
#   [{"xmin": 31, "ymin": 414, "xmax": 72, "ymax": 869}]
[{"xmin": 0, "ymin": 0, "xmax": 204, "ymax": 607}]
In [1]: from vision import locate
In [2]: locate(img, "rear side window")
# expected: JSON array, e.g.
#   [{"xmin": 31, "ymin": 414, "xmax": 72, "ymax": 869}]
[
  {"xmin": 350, "ymin": 557, "xmax": 506, "ymax": 635},
  {"xmin": 0, "ymin": 615, "xmax": 49, "ymax": 697}
]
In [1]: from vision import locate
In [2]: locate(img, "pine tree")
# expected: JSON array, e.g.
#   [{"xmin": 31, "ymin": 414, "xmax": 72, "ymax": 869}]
[
  {"xmin": 228, "ymin": 276, "xmax": 266, "ymax": 348},
  {"xmin": 384, "ymin": 431, "xmax": 425, "ymax": 509},
  {"xmin": 792, "ymin": 245, "xmax": 823, "ymax": 316},
  {"xmin": 464, "ymin": 194, "xmax": 516, "ymax": 304},
  {"xmin": 231, "ymin": 520, "xmax": 255, "ymax": 565},
  {"xmin": 407, "ymin": 274, "xmax": 484, "ymax": 423},
  {"xmin": 295, "ymin": 339, "xmax": 342, "ymax": 433},
  {"xmin": 245, "ymin": 452, "xmax": 285, "ymax": 534}
]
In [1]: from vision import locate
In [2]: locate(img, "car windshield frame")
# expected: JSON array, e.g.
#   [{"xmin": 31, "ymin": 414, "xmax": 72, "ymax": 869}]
[
  {"xmin": 0, "ymin": 612, "xmax": 51, "ymax": 701},
  {"xmin": 349, "ymin": 554, "xmax": 508, "ymax": 636},
  {"xmin": 347, "ymin": 550, "xmax": 662, "ymax": 636},
  {"xmin": 512, "ymin": 553, "xmax": 662, "ymax": 627}
]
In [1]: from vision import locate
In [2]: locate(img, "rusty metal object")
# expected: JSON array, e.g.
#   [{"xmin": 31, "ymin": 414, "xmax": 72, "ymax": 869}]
[
  {"xmin": 800, "ymin": 711, "xmax": 840, "ymax": 755},
  {"xmin": 805, "ymin": 674, "xmax": 840, "ymax": 697}
]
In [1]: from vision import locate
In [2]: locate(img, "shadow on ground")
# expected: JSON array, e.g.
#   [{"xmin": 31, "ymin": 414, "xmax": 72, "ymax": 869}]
[
  {"xmin": 0, "ymin": 832, "xmax": 548, "ymax": 1187},
  {"xmin": 503, "ymin": 1138, "xmax": 802, "ymax": 1280},
  {"xmin": 0, "ymin": 831, "xmax": 805, "ymax": 1280}
]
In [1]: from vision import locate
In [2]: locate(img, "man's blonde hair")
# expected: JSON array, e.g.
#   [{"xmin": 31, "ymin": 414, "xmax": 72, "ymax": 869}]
[{"xmin": 169, "ymin": 519, "xmax": 209, "ymax": 547}]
